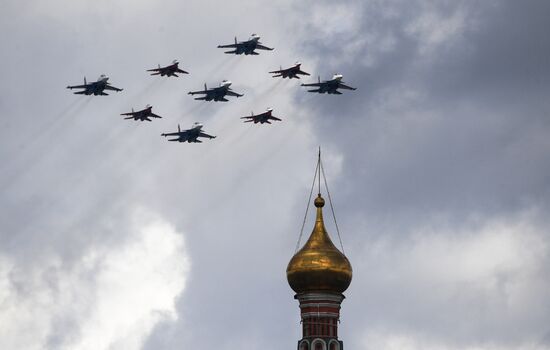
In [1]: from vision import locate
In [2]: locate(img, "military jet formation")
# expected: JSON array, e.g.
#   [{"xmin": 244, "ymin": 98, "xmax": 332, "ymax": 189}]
[
  {"xmin": 161, "ymin": 122, "xmax": 216, "ymax": 143},
  {"xmin": 218, "ymin": 34, "xmax": 274, "ymax": 55},
  {"xmin": 66, "ymin": 33, "xmax": 356, "ymax": 144},
  {"xmin": 147, "ymin": 60, "xmax": 189, "ymax": 77},
  {"xmin": 188, "ymin": 80, "xmax": 243, "ymax": 102},
  {"xmin": 120, "ymin": 105, "xmax": 162, "ymax": 121},
  {"xmin": 66, "ymin": 75, "xmax": 123, "ymax": 96},
  {"xmin": 241, "ymin": 108, "xmax": 281, "ymax": 124}
]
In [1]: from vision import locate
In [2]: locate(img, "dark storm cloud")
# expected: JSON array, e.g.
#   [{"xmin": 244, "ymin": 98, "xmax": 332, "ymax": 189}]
[
  {"xmin": 291, "ymin": 1, "xmax": 550, "ymax": 227},
  {"xmin": 287, "ymin": 1, "xmax": 550, "ymax": 349}
]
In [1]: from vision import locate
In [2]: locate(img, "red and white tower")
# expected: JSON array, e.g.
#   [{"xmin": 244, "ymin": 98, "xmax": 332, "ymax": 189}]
[{"xmin": 287, "ymin": 194, "xmax": 353, "ymax": 350}]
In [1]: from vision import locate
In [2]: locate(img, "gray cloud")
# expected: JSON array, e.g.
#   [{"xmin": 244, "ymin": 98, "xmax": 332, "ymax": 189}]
[{"xmin": 1, "ymin": 1, "xmax": 549, "ymax": 350}]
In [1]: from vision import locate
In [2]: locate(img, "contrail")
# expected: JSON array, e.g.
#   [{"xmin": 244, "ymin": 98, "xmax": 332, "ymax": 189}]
[
  {"xmin": 253, "ymin": 79, "xmax": 284, "ymax": 105},
  {"xmin": 204, "ymin": 56, "xmax": 236, "ymax": 77},
  {"xmin": 127, "ymin": 77, "xmax": 166, "ymax": 104},
  {"xmin": 181, "ymin": 100, "xmax": 210, "ymax": 119},
  {"xmin": 219, "ymin": 56, "xmax": 245, "ymax": 78},
  {"xmin": 0, "ymin": 97, "xmax": 96, "ymax": 193},
  {"xmin": 8, "ymin": 96, "xmax": 92, "ymax": 157}
]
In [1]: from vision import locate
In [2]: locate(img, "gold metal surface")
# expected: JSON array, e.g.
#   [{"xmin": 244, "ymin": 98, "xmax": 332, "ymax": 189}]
[{"xmin": 287, "ymin": 194, "xmax": 352, "ymax": 293}]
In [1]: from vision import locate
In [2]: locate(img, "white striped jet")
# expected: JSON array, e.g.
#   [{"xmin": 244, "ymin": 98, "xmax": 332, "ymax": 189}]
[
  {"xmin": 120, "ymin": 105, "xmax": 162, "ymax": 122},
  {"xmin": 188, "ymin": 80, "xmax": 243, "ymax": 102},
  {"xmin": 147, "ymin": 60, "xmax": 189, "ymax": 77},
  {"xmin": 301, "ymin": 74, "xmax": 356, "ymax": 94},
  {"xmin": 217, "ymin": 34, "xmax": 274, "ymax": 55},
  {"xmin": 241, "ymin": 108, "xmax": 281, "ymax": 124},
  {"xmin": 269, "ymin": 62, "xmax": 310, "ymax": 79},
  {"xmin": 66, "ymin": 75, "xmax": 123, "ymax": 95},
  {"xmin": 161, "ymin": 123, "xmax": 216, "ymax": 143}
]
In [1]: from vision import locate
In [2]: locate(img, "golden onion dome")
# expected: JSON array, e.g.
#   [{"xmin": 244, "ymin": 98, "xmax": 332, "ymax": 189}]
[{"xmin": 286, "ymin": 194, "xmax": 352, "ymax": 294}]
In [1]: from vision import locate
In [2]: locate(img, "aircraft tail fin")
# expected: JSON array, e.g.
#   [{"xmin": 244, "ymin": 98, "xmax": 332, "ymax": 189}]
[
  {"xmin": 204, "ymin": 83, "xmax": 207, "ymax": 91},
  {"xmin": 318, "ymin": 76, "xmax": 321, "ymax": 83},
  {"xmin": 235, "ymin": 36, "xmax": 237, "ymax": 44},
  {"xmin": 178, "ymin": 124, "xmax": 181, "ymax": 133},
  {"xmin": 84, "ymin": 77, "xmax": 87, "ymax": 85}
]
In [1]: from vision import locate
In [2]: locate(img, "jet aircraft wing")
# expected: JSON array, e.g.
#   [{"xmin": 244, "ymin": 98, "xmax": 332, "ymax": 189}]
[
  {"xmin": 161, "ymin": 130, "xmax": 182, "ymax": 137},
  {"xmin": 198, "ymin": 132, "xmax": 216, "ymax": 139},
  {"xmin": 67, "ymin": 84, "xmax": 88, "ymax": 89},
  {"xmin": 256, "ymin": 44, "xmax": 274, "ymax": 51},
  {"xmin": 104, "ymin": 85, "xmax": 123, "ymax": 91},
  {"xmin": 217, "ymin": 43, "xmax": 239, "ymax": 48},
  {"xmin": 225, "ymin": 90, "xmax": 243, "ymax": 97},
  {"xmin": 188, "ymin": 90, "xmax": 207, "ymax": 95},
  {"xmin": 338, "ymin": 83, "xmax": 356, "ymax": 90},
  {"xmin": 301, "ymin": 82, "xmax": 323, "ymax": 87}
]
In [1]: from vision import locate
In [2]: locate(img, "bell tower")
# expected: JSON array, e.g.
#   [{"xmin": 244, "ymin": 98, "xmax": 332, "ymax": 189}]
[{"xmin": 286, "ymin": 153, "xmax": 352, "ymax": 350}]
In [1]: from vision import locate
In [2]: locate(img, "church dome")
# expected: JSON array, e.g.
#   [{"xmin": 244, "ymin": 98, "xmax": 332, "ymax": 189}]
[{"xmin": 286, "ymin": 194, "xmax": 352, "ymax": 294}]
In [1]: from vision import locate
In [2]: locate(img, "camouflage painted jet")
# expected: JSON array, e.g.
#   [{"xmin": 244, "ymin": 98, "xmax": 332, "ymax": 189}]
[
  {"xmin": 120, "ymin": 105, "xmax": 162, "ymax": 121},
  {"xmin": 161, "ymin": 122, "xmax": 216, "ymax": 143},
  {"xmin": 147, "ymin": 60, "xmax": 189, "ymax": 77},
  {"xmin": 66, "ymin": 75, "xmax": 123, "ymax": 95},
  {"xmin": 241, "ymin": 108, "xmax": 282, "ymax": 124},
  {"xmin": 301, "ymin": 74, "xmax": 356, "ymax": 94},
  {"xmin": 269, "ymin": 62, "xmax": 310, "ymax": 79},
  {"xmin": 188, "ymin": 80, "xmax": 243, "ymax": 102},
  {"xmin": 217, "ymin": 34, "xmax": 274, "ymax": 55}
]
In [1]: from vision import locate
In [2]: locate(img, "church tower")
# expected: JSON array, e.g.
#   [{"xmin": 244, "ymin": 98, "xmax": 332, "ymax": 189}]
[{"xmin": 286, "ymin": 191, "xmax": 353, "ymax": 350}]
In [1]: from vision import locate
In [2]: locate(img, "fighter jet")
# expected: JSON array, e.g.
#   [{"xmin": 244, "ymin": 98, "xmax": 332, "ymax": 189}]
[
  {"xmin": 217, "ymin": 34, "xmax": 274, "ymax": 55},
  {"xmin": 188, "ymin": 80, "xmax": 243, "ymax": 102},
  {"xmin": 66, "ymin": 75, "xmax": 123, "ymax": 95},
  {"xmin": 301, "ymin": 74, "xmax": 356, "ymax": 94},
  {"xmin": 161, "ymin": 122, "xmax": 216, "ymax": 143},
  {"xmin": 120, "ymin": 105, "xmax": 162, "ymax": 122},
  {"xmin": 147, "ymin": 60, "xmax": 189, "ymax": 77},
  {"xmin": 269, "ymin": 62, "xmax": 310, "ymax": 79},
  {"xmin": 241, "ymin": 108, "xmax": 282, "ymax": 124}
]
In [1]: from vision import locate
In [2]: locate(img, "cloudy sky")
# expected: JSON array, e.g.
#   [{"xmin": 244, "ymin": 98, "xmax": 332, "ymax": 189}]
[{"xmin": 1, "ymin": 1, "xmax": 550, "ymax": 349}]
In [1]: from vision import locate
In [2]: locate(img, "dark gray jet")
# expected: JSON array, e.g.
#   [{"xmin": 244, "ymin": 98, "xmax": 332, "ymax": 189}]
[
  {"xmin": 120, "ymin": 105, "xmax": 162, "ymax": 122},
  {"xmin": 66, "ymin": 75, "xmax": 123, "ymax": 95},
  {"xmin": 217, "ymin": 34, "xmax": 274, "ymax": 55},
  {"xmin": 161, "ymin": 122, "xmax": 216, "ymax": 143},
  {"xmin": 188, "ymin": 80, "xmax": 243, "ymax": 102},
  {"xmin": 270, "ymin": 62, "xmax": 310, "ymax": 79},
  {"xmin": 241, "ymin": 108, "xmax": 282, "ymax": 124},
  {"xmin": 301, "ymin": 74, "xmax": 356, "ymax": 94},
  {"xmin": 147, "ymin": 60, "xmax": 189, "ymax": 77}
]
